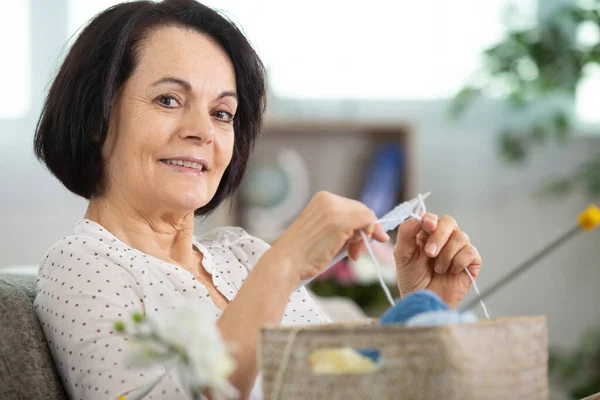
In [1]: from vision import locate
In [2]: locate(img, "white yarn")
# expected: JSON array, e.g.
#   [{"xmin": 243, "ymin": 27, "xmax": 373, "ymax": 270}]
[
  {"xmin": 464, "ymin": 268, "xmax": 490, "ymax": 319},
  {"xmin": 362, "ymin": 194, "xmax": 428, "ymax": 306},
  {"xmin": 359, "ymin": 230, "xmax": 395, "ymax": 306}
]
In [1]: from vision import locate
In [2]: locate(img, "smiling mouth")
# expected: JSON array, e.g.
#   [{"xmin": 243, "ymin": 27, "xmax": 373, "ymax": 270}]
[{"xmin": 160, "ymin": 159, "xmax": 207, "ymax": 172}]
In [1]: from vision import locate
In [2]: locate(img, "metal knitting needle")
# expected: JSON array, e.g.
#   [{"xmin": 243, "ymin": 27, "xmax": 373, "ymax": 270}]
[
  {"xmin": 460, "ymin": 205, "xmax": 600, "ymax": 312},
  {"xmin": 459, "ymin": 225, "xmax": 580, "ymax": 312}
]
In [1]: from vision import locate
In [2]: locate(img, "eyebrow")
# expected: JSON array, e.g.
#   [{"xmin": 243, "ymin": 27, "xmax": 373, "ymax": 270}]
[{"xmin": 152, "ymin": 76, "xmax": 237, "ymax": 101}]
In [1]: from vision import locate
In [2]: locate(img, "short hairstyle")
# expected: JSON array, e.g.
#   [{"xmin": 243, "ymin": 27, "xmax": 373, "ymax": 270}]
[{"xmin": 34, "ymin": 0, "xmax": 266, "ymax": 216}]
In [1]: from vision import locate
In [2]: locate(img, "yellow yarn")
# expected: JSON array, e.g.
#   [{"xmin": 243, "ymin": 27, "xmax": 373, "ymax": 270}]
[{"xmin": 309, "ymin": 348, "xmax": 378, "ymax": 374}]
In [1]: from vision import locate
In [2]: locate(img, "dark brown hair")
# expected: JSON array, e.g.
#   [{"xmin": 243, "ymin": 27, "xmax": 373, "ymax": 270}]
[{"xmin": 34, "ymin": 0, "xmax": 266, "ymax": 216}]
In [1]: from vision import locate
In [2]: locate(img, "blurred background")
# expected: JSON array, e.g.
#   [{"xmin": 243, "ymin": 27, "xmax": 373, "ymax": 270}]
[{"xmin": 1, "ymin": 0, "xmax": 599, "ymax": 397}]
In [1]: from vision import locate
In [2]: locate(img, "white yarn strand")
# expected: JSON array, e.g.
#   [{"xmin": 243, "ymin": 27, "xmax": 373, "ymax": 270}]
[
  {"xmin": 360, "ymin": 230, "xmax": 396, "ymax": 306},
  {"xmin": 368, "ymin": 194, "xmax": 429, "ymax": 306},
  {"xmin": 410, "ymin": 194, "xmax": 431, "ymax": 234},
  {"xmin": 464, "ymin": 267, "xmax": 490, "ymax": 319}
]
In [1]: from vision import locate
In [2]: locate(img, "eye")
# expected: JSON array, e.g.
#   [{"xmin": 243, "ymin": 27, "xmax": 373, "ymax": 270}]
[
  {"xmin": 213, "ymin": 110, "xmax": 234, "ymax": 123},
  {"xmin": 156, "ymin": 95, "xmax": 180, "ymax": 108}
]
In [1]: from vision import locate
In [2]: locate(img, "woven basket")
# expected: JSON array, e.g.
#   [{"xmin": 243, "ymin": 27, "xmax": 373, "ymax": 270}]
[{"xmin": 260, "ymin": 316, "xmax": 548, "ymax": 400}]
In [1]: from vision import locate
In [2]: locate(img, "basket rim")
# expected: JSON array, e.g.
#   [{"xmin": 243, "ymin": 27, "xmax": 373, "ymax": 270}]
[{"xmin": 261, "ymin": 315, "xmax": 547, "ymax": 333}]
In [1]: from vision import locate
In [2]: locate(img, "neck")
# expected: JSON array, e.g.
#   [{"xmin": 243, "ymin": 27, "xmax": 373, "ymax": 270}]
[{"xmin": 84, "ymin": 192, "xmax": 198, "ymax": 271}]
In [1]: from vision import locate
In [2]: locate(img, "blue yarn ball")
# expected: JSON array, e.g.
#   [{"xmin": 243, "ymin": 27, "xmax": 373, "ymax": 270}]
[{"xmin": 380, "ymin": 290, "xmax": 449, "ymax": 325}]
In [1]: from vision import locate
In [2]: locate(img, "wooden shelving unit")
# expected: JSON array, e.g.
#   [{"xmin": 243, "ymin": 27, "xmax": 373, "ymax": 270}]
[{"xmin": 262, "ymin": 121, "xmax": 414, "ymax": 198}]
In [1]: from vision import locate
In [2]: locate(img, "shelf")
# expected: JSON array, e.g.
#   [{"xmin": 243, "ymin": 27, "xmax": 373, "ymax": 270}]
[{"xmin": 262, "ymin": 120, "xmax": 412, "ymax": 137}]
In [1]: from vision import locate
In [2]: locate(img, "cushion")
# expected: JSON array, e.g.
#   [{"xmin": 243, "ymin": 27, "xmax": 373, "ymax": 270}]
[{"xmin": 0, "ymin": 273, "xmax": 67, "ymax": 400}]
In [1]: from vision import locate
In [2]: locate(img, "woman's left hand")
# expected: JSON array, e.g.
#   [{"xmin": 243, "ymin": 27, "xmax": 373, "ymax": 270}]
[{"xmin": 393, "ymin": 213, "xmax": 482, "ymax": 308}]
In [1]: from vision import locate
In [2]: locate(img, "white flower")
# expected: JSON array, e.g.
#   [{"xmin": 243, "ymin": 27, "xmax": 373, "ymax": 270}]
[
  {"xmin": 118, "ymin": 301, "xmax": 238, "ymax": 400},
  {"xmin": 124, "ymin": 338, "xmax": 174, "ymax": 368},
  {"xmin": 159, "ymin": 302, "xmax": 236, "ymax": 394}
]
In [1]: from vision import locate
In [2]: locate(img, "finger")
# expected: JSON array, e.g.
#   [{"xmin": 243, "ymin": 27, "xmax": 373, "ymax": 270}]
[
  {"xmin": 424, "ymin": 215, "xmax": 458, "ymax": 258},
  {"xmin": 449, "ymin": 244, "xmax": 481, "ymax": 275},
  {"xmin": 371, "ymin": 223, "xmax": 390, "ymax": 243},
  {"xmin": 348, "ymin": 231, "xmax": 362, "ymax": 243},
  {"xmin": 434, "ymin": 230, "xmax": 469, "ymax": 274},
  {"xmin": 348, "ymin": 227, "xmax": 388, "ymax": 244},
  {"xmin": 416, "ymin": 213, "xmax": 438, "ymax": 245},
  {"xmin": 448, "ymin": 244, "xmax": 478, "ymax": 276},
  {"xmin": 349, "ymin": 225, "xmax": 388, "ymax": 259},
  {"xmin": 465, "ymin": 262, "xmax": 482, "ymax": 279},
  {"xmin": 396, "ymin": 218, "xmax": 424, "ymax": 248},
  {"xmin": 420, "ymin": 213, "xmax": 438, "ymax": 233},
  {"xmin": 339, "ymin": 198, "xmax": 378, "ymax": 230},
  {"xmin": 348, "ymin": 240, "xmax": 365, "ymax": 261},
  {"xmin": 394, "ymin": 218, "xmax": 427, "ymax": 266}
]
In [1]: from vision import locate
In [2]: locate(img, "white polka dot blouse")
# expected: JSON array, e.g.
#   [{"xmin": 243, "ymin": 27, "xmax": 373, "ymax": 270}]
[{"xmin": 34, "ymin": 219, "xmax": 330, "ymax": 400}]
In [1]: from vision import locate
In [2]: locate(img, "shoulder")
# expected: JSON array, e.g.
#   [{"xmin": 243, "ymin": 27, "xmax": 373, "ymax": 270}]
[
  {"xmin": 37, "ymin": 220, "xmax": 139, "ymax": 291},
  {"xmin": 41, "ymin": 219, "xmax": 129, "ymax": 259}
]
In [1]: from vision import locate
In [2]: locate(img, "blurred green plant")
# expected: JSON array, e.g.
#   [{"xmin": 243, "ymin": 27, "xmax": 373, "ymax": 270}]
[
  {"xmin": 451, "ymin": 0, "xmax": 600, "ymax": 197},
  {"xmin": 549, "ymin": 326, "xmax": 600, "ymax": 399}
]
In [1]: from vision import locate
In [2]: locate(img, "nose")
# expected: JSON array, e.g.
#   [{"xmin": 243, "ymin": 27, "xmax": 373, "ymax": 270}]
[{"xmin": 180, "ymin": 110, "xmax": 214, "ymax": 144}]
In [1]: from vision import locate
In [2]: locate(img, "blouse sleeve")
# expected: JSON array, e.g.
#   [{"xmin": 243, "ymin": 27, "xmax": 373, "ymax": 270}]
[
  {"xmin": 224, "ymin": 228, "xmax": 332, "ymax": 325},
  {"xmin": 34, "ymin": 239, "xmax": 190, "ymax": 400}
]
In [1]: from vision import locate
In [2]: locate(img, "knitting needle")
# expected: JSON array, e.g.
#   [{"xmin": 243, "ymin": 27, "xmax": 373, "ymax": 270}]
[{"xmin": 460, "ymin": 205, "xmax": 600, "ymax": 312}]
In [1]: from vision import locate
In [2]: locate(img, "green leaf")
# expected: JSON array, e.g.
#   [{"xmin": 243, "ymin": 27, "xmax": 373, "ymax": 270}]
[
  {"xmin": 586, "ymin": 44, "xmax": 600, "ymax": 62},
  {"xmin": 553, "ymin": 112, "xmax": 571, "ymax": 140},
  {"xmin": 114, "ymin": 321, "xmax": 126, "ymax": 333},
  {"xmin": 572, "ymin": 377, "xmax": 600, "ymax": 399},
  {"xmin": 508, "ymin": 91, "xmax": 526, "ymax": 108},
  {"xmin": 499, "ymin": 131, "xmax": 527, "ymax": 162},
  {"xmin": 132, "ymin": 312, "xmax": 144, "ymax": 323},
  {"xmin": 530, "ymin": 123, "xmax": 548, "ymax": 143},
  {"xmin": 584, "ymin": 173, "xmax": 600, "ymax": 196},
  {"xmin": 547, "ymin": 326, "xmax": 600, "ymax": 398},
  {"xmin": 449, "ymin": 87, "xmax": 480, "ymax": 119},
  {"xmin": 541, "ymin": 178, "xmax": 573, "ymax": 195},
  {"xmin": 573, "ymin": 154, "xmax": 600, "ymax": 196},
  {"xmin": 559, "ymin": 351, "xmax": 585, "ymax": 379}
]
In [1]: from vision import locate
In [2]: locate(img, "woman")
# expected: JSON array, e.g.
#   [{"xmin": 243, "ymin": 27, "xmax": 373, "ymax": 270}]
[{"xmin": 33, "ymin": 1, "xmax": 482, "ymax": 399}]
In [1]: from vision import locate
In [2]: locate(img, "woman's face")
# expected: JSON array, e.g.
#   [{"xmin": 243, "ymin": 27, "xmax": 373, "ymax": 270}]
[{"xmin": 101, "ymin": 26, "xmax": 237, "ymax": 215}]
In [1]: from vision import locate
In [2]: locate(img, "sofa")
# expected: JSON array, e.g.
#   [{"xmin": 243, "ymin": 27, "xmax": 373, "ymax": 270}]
[{"xmin": 0, "ymin": 272, "xmax": 68, "ymax": 400}]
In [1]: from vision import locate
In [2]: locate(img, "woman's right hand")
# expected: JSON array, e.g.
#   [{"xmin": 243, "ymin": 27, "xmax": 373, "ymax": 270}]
[{"xmin": 269, "ymin": 191, "xmax": 390, "ymax": 284}]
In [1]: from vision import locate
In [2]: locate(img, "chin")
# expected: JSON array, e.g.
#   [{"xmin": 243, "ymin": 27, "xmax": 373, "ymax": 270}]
[
  {"xmin": 179, "ymin": 196, "xmax": 212, "ymax": 213},
  {"xmin": 158, "ymin": 190, "xmax": 214, "ymax": 215}
]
